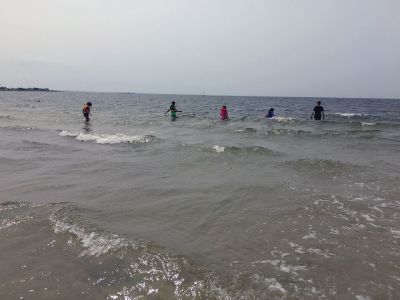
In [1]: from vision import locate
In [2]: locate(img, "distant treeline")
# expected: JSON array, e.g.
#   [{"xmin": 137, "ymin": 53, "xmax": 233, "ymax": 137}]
[{"xmin": 0, "ymin": 86, "xmax": 57, "ymax": 92}]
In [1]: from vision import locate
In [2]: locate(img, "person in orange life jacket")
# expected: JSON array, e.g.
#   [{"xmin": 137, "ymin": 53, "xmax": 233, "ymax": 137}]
[{"xmin": 82, "ymin": 102, "xmax": 92, "ymax": 122}]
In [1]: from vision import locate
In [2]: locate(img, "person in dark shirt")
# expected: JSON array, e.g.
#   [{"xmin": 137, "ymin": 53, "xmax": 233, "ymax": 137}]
[
  {"xmin": 266, "ymin": 108, "xmax": 275, "ymax": 118},
  {"xmin": 311, "ymin": 101, "xmax": 324, "ymax": 120},
  {"xmin": 164, "ymin": 101, "xmax": 182, "ymax": 120}
]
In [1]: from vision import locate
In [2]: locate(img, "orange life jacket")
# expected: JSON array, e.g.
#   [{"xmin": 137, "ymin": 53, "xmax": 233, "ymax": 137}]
[{"xmin": 82, "ymin": 104, "xmax": 90, "ymax": 114}]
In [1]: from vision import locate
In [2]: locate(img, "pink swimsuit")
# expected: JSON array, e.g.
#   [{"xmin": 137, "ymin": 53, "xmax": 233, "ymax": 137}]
[{"xmin": 220, "ymin": 108, "xmax": 228, "ymax": 120}]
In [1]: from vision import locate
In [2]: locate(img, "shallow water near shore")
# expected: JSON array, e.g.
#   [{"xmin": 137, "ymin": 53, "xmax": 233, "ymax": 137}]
[{"xmin": 1, "ymin": 91, "xmax": 400, "ymax": 299}]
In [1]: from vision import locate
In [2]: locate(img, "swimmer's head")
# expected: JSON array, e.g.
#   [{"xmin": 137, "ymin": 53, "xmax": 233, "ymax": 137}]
[
  {"xmin": 222, "ymin": 105, "xmax": 227, "ymax": 109},
  {"xmin": 87, "ymin": 102, "xmax": 92, "ymax": 107},
  {"xmin": 172, "ymin": 101, "xmax": 175, "ymax": 105},
  {"xmin": 317, "ymin": 101, "xmax": 321, "ymax": 105}
]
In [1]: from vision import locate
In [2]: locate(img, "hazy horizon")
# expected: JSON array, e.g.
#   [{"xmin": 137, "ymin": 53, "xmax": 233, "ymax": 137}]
[{"xmin": 1, "ymin": 0, "xmax": 399, "ymax": 98}]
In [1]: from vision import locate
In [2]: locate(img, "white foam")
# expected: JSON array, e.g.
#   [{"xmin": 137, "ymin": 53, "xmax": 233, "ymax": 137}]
[
  {"xmin": 355, "ymin": 295, "xmax": 371, "ymax": 300},
  {"xmin": 302, "ymin": 231, "xmax": 317, "ymax": 240},
  {"xmin": 390, "ymin": 229, "xmax": 400, "ymax": 238},
  {"xmin": 329, "ymin": 228, "xmax": 340, "ymax": 235},
  {"xmin": 264, "ymin": 278, "xmax": 287, "ymax": 295},
  {"xmin": 212, "ymin": 145, "xmax": 226, "ymax": 152},
  {"xmin": 59, "ymin": 130, "xmax": 79, "ymax": 137},
  {"xmin": 370, "ymin": 206, "xmax": 383, "ymax": 214},
  {"xmin": 361, "ymin": 214, "xmax": 375, "ymax": 222},
  {"xmin": 49, "ymin": 213, "xmax": 133, "ymax": 257},
  {"xmin": 59, "ymin": 130, "xmax": 155, "ymax": 144},
  {"xmin": 361, "ymin": 122, "xmax": 376, "ymax": 126},
  {"xmin": 335, "ymin": 113, "xmax": 362, "ymax": 117},
  {"xmin": 307, "ymin": 248, "xmax": 332, "ymax": 258},
  {"xmin": 288, "ymin": 242, "xmax": 306, "ymax": 254},
  {"xmin": 279, "ymin": 264, "xmax": 307, "ymax": 275},
  {"xmin": 0, "ymin": 215, "xmax": 33, "ymax": 230},
  {"xmin": 272, "ymin": 116, "xmax": 293, "ymax": 122},
  {"xmin": 252, "ymin": 259, "xmax": 281, "ymax": 266}
]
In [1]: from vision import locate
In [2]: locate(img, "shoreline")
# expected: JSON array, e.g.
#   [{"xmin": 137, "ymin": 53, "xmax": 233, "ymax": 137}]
[{"xmin": 0, "ymin": 86, "xmax": 60, "ymax": 92}]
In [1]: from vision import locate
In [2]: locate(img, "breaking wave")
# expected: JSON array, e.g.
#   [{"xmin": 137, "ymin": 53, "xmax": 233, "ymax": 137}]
[{"xmin": 48, "ymin": 206, "xmax": 238, "ymax": 299}]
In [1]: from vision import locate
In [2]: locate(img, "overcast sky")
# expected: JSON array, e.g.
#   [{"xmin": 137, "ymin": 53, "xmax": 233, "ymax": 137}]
[{"xmin": 1, "ymin": 0, "xmax": 399, "ymax": 98}]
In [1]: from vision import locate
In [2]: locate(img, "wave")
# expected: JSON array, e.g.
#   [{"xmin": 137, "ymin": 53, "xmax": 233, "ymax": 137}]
[
  {"xmin": 59, "ymin": 130, "xmax": 158, "ymax": 144},
  {"xmin": 48, "ymin": 206, "xmax": 236, "ymax": 299},
  {"xmin": 49, "ymin": 206, "xmax": 138, "ymax": 257},
  {"xmin": 49, "ymin": 204, "xmax": 323, "ymax": 298}
]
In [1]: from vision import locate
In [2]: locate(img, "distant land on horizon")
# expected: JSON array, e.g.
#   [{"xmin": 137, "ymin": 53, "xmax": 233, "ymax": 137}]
[{"xmin": 0, "ymin": 85, "xmax": 59, "ymax": 92}]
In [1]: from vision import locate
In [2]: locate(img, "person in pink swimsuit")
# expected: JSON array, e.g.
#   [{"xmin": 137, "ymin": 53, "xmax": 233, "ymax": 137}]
[{"xmin": 220, "ymin": 105, "xmax": 229, "ymax": 120}]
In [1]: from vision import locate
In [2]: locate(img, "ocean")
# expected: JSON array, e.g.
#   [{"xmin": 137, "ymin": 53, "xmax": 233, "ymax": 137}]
[{"xmin": 0, "ymin": 91, "xmax": 399, "ymax": 299}]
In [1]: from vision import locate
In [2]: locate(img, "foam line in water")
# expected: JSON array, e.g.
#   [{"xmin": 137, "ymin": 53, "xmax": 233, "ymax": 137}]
[
  {"xmin": 334, "ymin": 113, "xmax": 364, "ymax": 117},
  {"xmin": 59, "ymin": 130, "xmax": 157, "ymax": 144},
  {"xmin": 270, "ymin": 116, "xmax": 294, "ymax": 122}
]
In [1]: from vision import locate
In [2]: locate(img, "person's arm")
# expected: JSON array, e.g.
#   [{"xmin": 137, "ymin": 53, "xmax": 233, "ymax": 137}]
[
  {"xmin": 164, "ymin": 108, "xmax": 171, "ymax": 114},
  {"xmin": 310, "ymin": 111, "xmax": 314, "ymax": 119},
  {"xmin": 322, "ymin": 111, "xmax": 325, "ymax": 120}
]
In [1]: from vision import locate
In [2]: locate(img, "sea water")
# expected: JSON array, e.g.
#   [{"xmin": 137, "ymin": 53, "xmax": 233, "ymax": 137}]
[{"xmin": 0, "ymin": 91, "xmax": 399, "ymax": 299}]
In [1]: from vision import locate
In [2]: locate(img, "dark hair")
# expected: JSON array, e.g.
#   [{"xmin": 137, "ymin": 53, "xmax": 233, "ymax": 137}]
[
  {"xmin": 87, "ymin": 102, "xmax": 92, "ymax": 106},
  {"xmin": 222, "ymin": 105, "xmax": 227, "ymax": 109},
  {"xmin": 317, "ymin": 101, "xmax": 321, "ymax": 105},
  {"xmin": 269, "ymin": 108, "xmax": 274, "ymax": 112},
  {"xmin": 172, "ymin": 101, "xmax": 175, "ymax": 104}
]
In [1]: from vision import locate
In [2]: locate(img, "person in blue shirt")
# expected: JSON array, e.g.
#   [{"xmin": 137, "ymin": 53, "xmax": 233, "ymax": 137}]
[{"xmin": 266, "ymin": 108, "xmax": 275, "ymax": 118}]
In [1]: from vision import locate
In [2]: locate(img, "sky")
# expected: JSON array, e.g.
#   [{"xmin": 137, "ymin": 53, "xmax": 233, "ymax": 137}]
[{"xmin": 0, "ymin": 0, "xmax": 399, "ymax": 98}]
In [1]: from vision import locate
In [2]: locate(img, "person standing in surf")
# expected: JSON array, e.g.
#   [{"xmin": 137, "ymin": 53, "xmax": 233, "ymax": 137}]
[
  {"xmin": 164, "ymin": 101, "xmax": 181, "ymax": 120},
  {"xmin": 82, "ymin": 102, "xmax": 92, "ymax": 122},
  {"xmin": 266, "ymin": 108, "xmax": 275, "ymax": 118},
  {"xmin": 220, "ymin": 105, "xmax": 229, "ymax": 120},
  {"xmin": 311, "ymin": 101, "xmax": 324, "ymax": 120}
]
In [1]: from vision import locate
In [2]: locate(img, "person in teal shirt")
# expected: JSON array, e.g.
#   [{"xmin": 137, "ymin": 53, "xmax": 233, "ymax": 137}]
[{"xmin": 164, "ymin": 101, "xmax": 182, "ymax": 120}]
